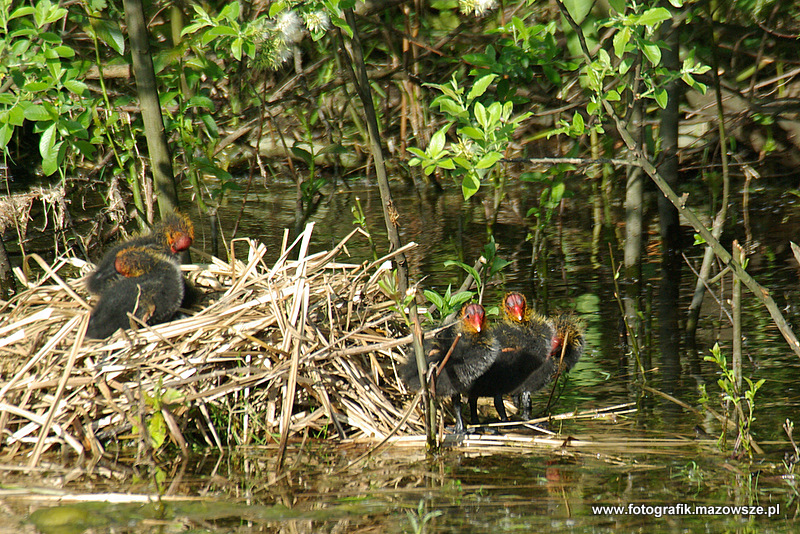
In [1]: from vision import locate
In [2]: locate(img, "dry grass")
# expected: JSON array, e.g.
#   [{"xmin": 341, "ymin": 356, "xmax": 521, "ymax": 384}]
[{"xmin": 0, "ymin": 223, "xmax": 425, "ymax": 467}]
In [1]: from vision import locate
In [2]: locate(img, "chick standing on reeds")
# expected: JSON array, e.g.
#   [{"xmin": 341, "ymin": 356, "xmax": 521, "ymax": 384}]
[
  {"xmin": 500, "ymin": 292, "xmax": 585, "ymax": 420},
  {"xmin": 86, "ymin": 212, "xmax": 194, "ymax": 295},
  {"xmin": 464, "ymin": 292, "xmax": 556, "ymax": 424},
  {"xmin": 86, "ymin": 246, "xmax": 185, "ymax": 339},
  {"xmin": 402, "ymin": 303, "xmax": 499, "ymax": 433}
]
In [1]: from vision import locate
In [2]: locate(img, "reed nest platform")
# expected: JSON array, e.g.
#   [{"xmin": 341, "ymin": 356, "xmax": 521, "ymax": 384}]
[{"xmin": 0, "ymin": 224, "xmax": 424, "ymax": 466}]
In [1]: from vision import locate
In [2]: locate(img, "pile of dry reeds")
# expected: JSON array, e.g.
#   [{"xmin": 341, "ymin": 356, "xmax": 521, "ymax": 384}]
[{"xmin": 0, "ymin": 223, "xmax": 424, "ymax": 466}]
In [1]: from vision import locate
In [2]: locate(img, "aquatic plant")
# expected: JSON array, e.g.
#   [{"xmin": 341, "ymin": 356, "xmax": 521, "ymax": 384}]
[{"xmin": 701, "ymin": 343, "xmax": 765, "ymax": 458}]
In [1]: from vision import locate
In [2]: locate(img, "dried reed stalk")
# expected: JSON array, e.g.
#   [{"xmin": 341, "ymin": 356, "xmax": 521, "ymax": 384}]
[{"xmin": 0, "ymin": 225, "xmax": 424, "ymax": 467}]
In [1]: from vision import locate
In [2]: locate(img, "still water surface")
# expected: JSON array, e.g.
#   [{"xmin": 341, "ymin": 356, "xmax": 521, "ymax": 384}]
[{"xmin": 4, "ymin": 174, "xmax": 800, "ymax": 532}]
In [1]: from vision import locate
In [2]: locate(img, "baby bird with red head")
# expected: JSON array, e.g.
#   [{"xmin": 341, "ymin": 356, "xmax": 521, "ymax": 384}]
[
  {"xmin": 402, "ymin": 302, "xmax": 499, "ymax": 433},
  {"xmin": 464, "ymin": 292, "xmax": 556, "ymax": 425},
  {"xmin": 86, "ymin": 212, "xmax": 194, "ymax": 295},
  {"xmin": 86, "ymin": 246, "xmax": 185, "ymax": 339},
  {"xmin": 501, "ymin": 292, "xmax": 584, "ymax": 420}
]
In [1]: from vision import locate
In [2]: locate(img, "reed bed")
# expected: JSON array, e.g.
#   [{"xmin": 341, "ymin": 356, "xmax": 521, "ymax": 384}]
[{"xmin": 0, "ymin": 223, "xmax": 425, "ymax": 467}]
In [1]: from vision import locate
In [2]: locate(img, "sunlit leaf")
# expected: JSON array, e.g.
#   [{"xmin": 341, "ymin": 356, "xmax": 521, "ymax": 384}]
[
  {"xmin": 608, "ymin": 0, "xmax": 626, "ymax": 13},
  {"xmin": 148, "ymin": 411, "xmax": 167, "ymax": 449},
  {"xmin": 613, "ymin": 26, "xmax": 631, "ymax": 59},
  {"xmin": 642, "ymin": 41, "xmax": 662, "ymax": 66},
  {"xmin": 467, "ymin": 73, "xmax": 497, "ymax": 101},
  {"xmin": 476, "ymin": 151, "xmax": 502, "ymax": 169},
  {"xmin": 654, "ymin": 88, "xmax": 668, "ymax": 109},
  {"xmin": 461, "ymin": 172, "xmax": 480, "ymax": 200},
  {"xmin": 637, "ymin": 7, "xmax": 672, "ymax": 26}
]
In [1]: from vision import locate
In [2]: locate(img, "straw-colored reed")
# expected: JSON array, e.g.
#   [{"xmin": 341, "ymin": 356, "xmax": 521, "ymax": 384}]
[{"xmin": 0, "ymin": 223, "xmax": 424, "ymax": 467}]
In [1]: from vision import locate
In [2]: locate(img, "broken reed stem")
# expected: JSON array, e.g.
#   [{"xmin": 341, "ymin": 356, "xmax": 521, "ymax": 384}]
[
  {"xmin": 409, "ymin": 298, "xmax": 435, "ymax": 450},
  {"xmin": 30, "ymin": 314, "xmax": 88, "ymax": 466},
  {"xmin": 276, "ymin": 222, "xmax": 313, "ymax": 472},
  {"xmin": 544, "ymin": 328, "xmax": 569, "ymax": 413},
  {"xmin": 732, "ymin": 241, "xmax": 743, "ymax": 395},
  {"xmin": 608, "ymin": 244, "xmax": 645, "ymax": 381},
  {"xmin": 333, "ymin": 389, "xmax": 424, "ymax": 474}
]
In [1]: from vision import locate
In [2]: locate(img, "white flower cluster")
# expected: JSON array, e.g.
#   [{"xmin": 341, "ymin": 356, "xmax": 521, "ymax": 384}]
[
  {"xmin": 303, "ymin": 10, "xmax": 331, "ymax": 35},
  {"xmin": 254, "ymin": 9, "xmax": 332, "ymax": 69},
  {"xmin": 459, "ymin": 0, "xmax": 497, "ymax": 16}
]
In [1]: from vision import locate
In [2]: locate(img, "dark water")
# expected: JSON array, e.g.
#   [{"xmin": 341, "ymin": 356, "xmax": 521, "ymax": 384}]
[{"xmin": 4, "ymin": 173, "xmax": 800, "ymax": 532}]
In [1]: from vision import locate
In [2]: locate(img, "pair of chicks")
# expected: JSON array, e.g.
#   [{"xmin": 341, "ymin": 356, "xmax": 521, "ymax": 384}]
[
  {"xmin": 85, "ymin": 213, "xmax": 194, "ymax": 339},
  {"xmin": 404, "ymin": 292, "xmax": 584, "ymax": 433}
]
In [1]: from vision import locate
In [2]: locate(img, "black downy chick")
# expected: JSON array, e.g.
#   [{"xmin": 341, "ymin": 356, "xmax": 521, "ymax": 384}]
[
  {"xmin": 86, "ymin": 212, "xmax": 194, "ymax": 295},
  {"xmin": 402, "ymin": 303, "xmax": 497, "ymax": 433},
  {"xmin": 86, "ymin": 246, "xmax": 185, "ymax": 339}
]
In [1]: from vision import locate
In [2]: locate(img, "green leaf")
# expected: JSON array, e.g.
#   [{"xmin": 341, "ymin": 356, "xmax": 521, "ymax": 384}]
[
  {"xmin": 613, "ymin": 26, "xmax": 631, "ymax": 59},
  {"xmin": 41, "ymin": 134, "xmax": 62, "ymax": 176},
  {"xmin": 24, "ymin": 81, "xmax": 51, "ymax": 92},
  {"xmin": 424, "ymin": 289, "xmax": 445, "ymax": 310},
  {"xmin": 572, "ymin": 112, "xmax": 585, "ymax": 134},
  {"xmin": 39, "ymin": 121, "xmax": 56, "ymax": 154},
  {"xmin": 64, "ymin": 79, "xmax": 88, "ymax": 95},
  {"xmin": 429, "ymin": 126, "xmax": 447, "ymax": 154},
  {"xmin": 608, "ymin": 0, "xmax": 626, "ymax": 13},
  {"xmin": 231, "ymin": 38, "xmax": 242, "ymax": 61},
  {"xmin": 148, "ymin": 411, "xmax": 167, "ymax": 449},
  {"xmin": 467, "ymin": 73, "xmax": 497, "ymax": 101},
  {"xmin": 290, "ymin": 146, "xmax": 313, "ymax": 166},
  {"xmin": 461, "ymin": 172, "xmax": 480, "ymax": 200},
  {"xmin": 562, "ymin": 0, "xmax": 593, "ymax": 24},
  {"xmin": 654, "ymin": 88, "xmax": 668, "ymax": 109},
  {"xmin": 0, "ymin": 124, "xmax": 13, "ymax": 150},
  {"xmin": 206, "ymin": 25, "xmax": 239, "ymax": 38},
  {"xmin": 200, "ymin": 113, "xmax": 219, "ymax": 137},
  {"xmin": 450, "ymin": 291, "xmax": 475, "ymax": 308},
  {"xmin": 161, "ymin": 388, "xmax": 183, "ymax": 404},
  {"xmin": 550, "ymin": 181, "xmax": 566, "ymax": 203},
  {"xmin": 7, "ymin": 105, "xmax": 24, "ymax": 127},
  {"xmin": 476, "ymin": 151, "xmax": 502, "ymax": 169},
  {"xmin": 407, "ymin": 147, "xmax": 427, "ymax": 160},
  {"xmin": 219, "ymin": 1, "xmax": 241, "ymax": 22},
  {"xmin": 73, "ymin": 140, "xmax": 96, "ymax": 158},
  {"xmin": 438, "ymin": 158, "xmax": 456, "ymax": 170},
  {"xmin": 24, "ymin": 104, "xmax": 53, "ymax": 122},
  {"xmin": 459, "ymin": 126, "xmax": 483, "ymax": 141},
  {"xmin": 452, "ymin": 156, "xmax": 471, "ymax": 170},
  {"xmin": 641, "ymin": 41, "xmax": 662, "ymax": 66},
  {"xmin": 9, "ymin": 6, "xmax": 35, "ymax": 21},
  {"xmin": 95, "ymin": 19, "xmax": 125, "ymax": 55},
  {"xmin": 474, "ymin": 101, "xmax": 487, "ymax": 129},
  {"xmin": 269, "ymin": 0, "xmax": 287, "ymax": 17},
  {"xmin": 53, "ymin": 45, "xmax": 75, "ymax": 58},
  {"xmin": 619, "ymin": 56, "xmax": 634, "ymax": 75},
  {"xmin": 637, "ymin": 7, "xmax": 672, "ymax": 26}
]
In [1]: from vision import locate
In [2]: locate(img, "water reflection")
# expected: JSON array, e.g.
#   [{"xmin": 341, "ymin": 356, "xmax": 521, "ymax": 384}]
[
  {"xmin": 11, "ymin": 440, "xmax": 798, "ymax": 533},
  {"xmin": 5, "ymin": 175, "xmax": 800, "ymax": 532}
]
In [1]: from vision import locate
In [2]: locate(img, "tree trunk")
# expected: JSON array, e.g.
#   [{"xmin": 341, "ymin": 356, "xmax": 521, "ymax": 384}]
[
  {"xmin": 341, "ymin": 8, "xmax": 408, "ymax": 295},
  {"xmin": 623, "ymin": 98, "xmax": 644, "ymax": 348},
  {"xmin": 123, "ymin": 0, "xmax": 179, "ymax": 217},
  {"xmin": 657, "ymin": 14, "xmax": 682, "ymax": 388}
]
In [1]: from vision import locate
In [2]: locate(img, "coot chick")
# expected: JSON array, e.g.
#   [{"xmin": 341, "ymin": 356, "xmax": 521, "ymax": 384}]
[
  {"xmin": 86, "ymin": 212, "xmax": 194, "ymax": 295},
  {"xmin": 402, "ymin": 303, "xmax": 498, "ymax": 433},
  {"xmin": 515, "ymin": 311, "xmax": 585, "ymax": 420},
  {"xmin": 86, "ymin": 246, "xmax": 185, "ymax": 339},
  {"xmin": 466, "ymin": 292, "xmax": 555, "ymax": 424}
]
